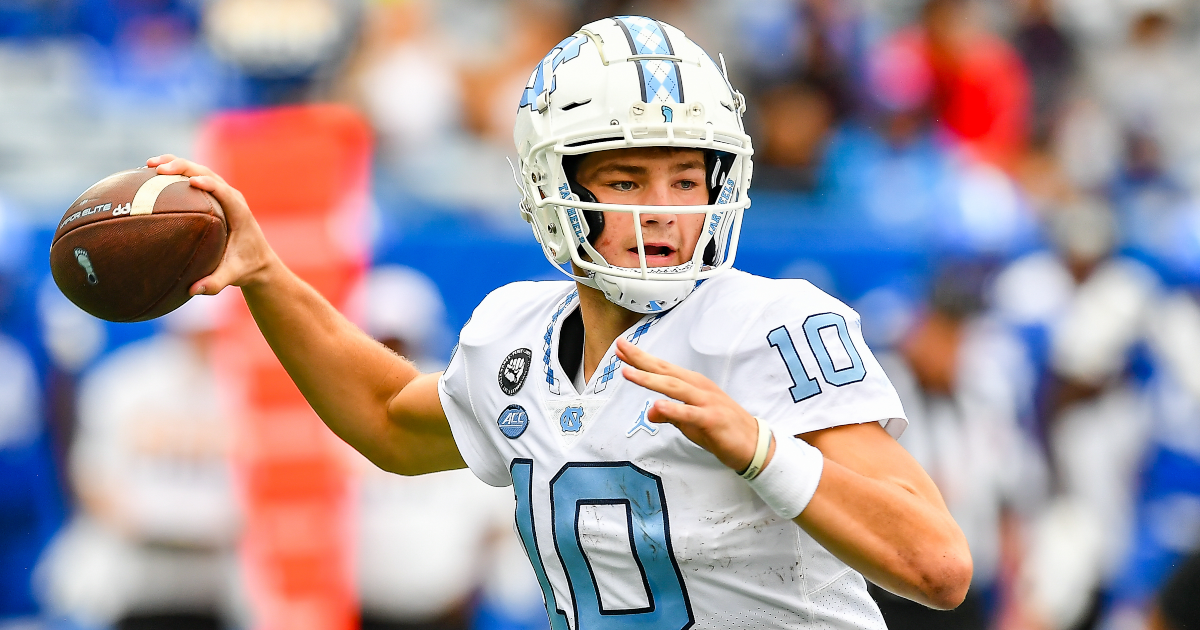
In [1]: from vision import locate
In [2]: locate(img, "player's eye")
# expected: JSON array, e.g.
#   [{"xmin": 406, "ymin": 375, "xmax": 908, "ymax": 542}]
[
  {"xmin": 678, "ymin": 180, "xmax": 698, "ymax": 190},
  {"xmin": 609, "ymin": 181, "xmax": 636, "ymax": 192}
]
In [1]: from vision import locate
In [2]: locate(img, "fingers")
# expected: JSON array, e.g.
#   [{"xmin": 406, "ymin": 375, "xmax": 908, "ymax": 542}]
[
  {"xmin": 622, "ymin": 364, "xmax": 713, "ymax": 408},
  {"xmin": 144, "ymin": 157, "xmax": 244, "ymax": 224},
  {"xmin": 190, "ymin": 278, "xmax": 215, "ymax": 296},
  {"xmin": 187, "ymin": 175, "xmax": 217, "ymax": 192},
  {"xmin": 144, "ymin": 155, "xmax": 272, "ymax": 294},
  {"xmin": 190, "ymin": 271, "xmax": 232, "ymax": 296},
  {"xmin": 146, "ymin": 155, "xmax": 175, "ymax": 168},
  {"xmin": 186, "ymin": 175, "xmax": 247, "ymax": 222},
  {"xmin": 646, "ymin": 399, "xmax": 699, "ymax": 425},
  {"xmin": 619, "ymin": 339, "xmax": 762, "ymax": 472},
  {"xmin": 623, "ymin": 363, "xmax": 687, "ymax": 399},
  {"xmin": 616, "ymin": 339, "xmax": 712, "ymax": 390},
  {"xmin": 146, "ymin": 154, "xmax": 226, "ymax": 184},
  {"xmin": 615, "ymin": 338, "xmax": 670, "ymax": 372},
  {"xmin": 645, "ymin": 398, "xmax": 759, "ymax": 472}
]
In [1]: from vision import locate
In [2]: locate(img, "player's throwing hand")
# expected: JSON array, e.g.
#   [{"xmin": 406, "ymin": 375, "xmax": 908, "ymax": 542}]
[{"xmin": 146, "ymin": 154, "xmax": 278, "ymax": 297}]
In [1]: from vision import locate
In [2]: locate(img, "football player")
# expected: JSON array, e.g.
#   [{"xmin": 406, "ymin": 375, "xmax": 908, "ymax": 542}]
[{"xmin": 148, "ymin": 16, "xmax": 971, "ymax": 629}]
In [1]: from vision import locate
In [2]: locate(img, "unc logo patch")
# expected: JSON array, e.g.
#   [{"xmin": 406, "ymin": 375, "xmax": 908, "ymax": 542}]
[
  {"xmin": 498, "ymin": 348, "xmax": 532, "ymax": 396},
  {"xmin": 497, "ymin": 404, "xmax": 530, "ymax": 439},
  {"xmin": 559, "ymin": 406, "xmax": 584, "ymax": 433}
]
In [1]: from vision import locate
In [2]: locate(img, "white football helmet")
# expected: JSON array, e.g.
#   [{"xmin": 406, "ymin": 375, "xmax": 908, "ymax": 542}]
[{"xmin": 513, "ymin": 15, "xmax": 754, "ymax": 313}]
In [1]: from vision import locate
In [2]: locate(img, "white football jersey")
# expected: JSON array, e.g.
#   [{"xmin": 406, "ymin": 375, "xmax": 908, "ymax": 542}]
[{"xmin": 439, "ymin": 270, "xmax": 907, "ymax": 630}]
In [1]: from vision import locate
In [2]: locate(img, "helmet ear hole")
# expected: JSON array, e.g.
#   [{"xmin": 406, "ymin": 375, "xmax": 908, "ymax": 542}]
[
  {"xmin": 703, "ymin": 238, "xmax": 716, "ymax": 266},
  {"xmin": 578, "ymin": 209, "xmax": 603, "ymax": 259},
  {"xmin": 706, "ymin": 150, "xmax": 736, "ymax": 204},
  {"xmin": 581, "ymin": 209, "xmax": 604, "ymax": 245},
  {"xmin": 563, "ymin": 153, "xmax": 606, "ymax": 245}
]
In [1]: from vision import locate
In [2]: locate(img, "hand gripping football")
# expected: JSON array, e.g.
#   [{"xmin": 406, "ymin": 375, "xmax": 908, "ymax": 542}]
[{"xmin": 49, "ymin": 168, "xmax": 228, "ymax": 322}]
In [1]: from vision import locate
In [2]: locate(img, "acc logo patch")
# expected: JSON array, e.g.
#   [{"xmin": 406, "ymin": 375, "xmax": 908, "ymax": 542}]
[
  {"xmin": 497, "ymin": 404, "xmax": 530, "ymax": 439},
  {"xmin": 498, "ymin": 348, "xmax": 532, "ymax": 396}
]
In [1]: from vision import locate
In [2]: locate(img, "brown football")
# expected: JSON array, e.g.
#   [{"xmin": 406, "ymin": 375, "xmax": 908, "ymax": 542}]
[{"xmin": 49, "ymin": 168, "xmax": 228, "ymax": 322}]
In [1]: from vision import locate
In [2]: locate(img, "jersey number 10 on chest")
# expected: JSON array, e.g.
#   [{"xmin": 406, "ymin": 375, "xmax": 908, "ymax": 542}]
[{"xmin": 512, "ymin": 460, "xmax": 693, "ymax": 630}]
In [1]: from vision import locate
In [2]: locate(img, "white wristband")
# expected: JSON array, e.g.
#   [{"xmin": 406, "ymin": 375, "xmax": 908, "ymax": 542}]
[
  {"xmin": 746, "ymin": 431, "xmax": 825, "ymax": 520},
  {"xmin": 739, "ymin": 416, "xmax": 772, "ymax": 480}
]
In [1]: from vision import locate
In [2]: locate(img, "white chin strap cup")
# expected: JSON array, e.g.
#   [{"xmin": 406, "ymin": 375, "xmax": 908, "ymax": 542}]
[{"xmin": 593, "ymin": 273, "xmax": 697, "ymax": 314}]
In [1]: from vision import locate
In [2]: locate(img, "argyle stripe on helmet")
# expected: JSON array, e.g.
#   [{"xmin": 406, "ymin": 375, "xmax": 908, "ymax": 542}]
[
  {"xmin": 615, "ymin": 16, "xmax": 684, "ymax": 104},
  {"xmin": 519, "ymin": 33, "xmax": 588, "ymax": 109}
]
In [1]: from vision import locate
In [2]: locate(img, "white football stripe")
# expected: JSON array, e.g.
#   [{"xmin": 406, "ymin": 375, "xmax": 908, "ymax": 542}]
[{"xmin": 130, "ymin": 174, "xmax": 189, "ymax": 216}]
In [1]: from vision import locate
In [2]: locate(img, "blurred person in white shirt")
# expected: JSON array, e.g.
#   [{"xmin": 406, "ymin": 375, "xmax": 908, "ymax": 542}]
[
  {"xmin": 1073, "ymin": 0, "xmax": 1200, "ymax": 196},
  {"xmin": 872, "ymin": 265, "xmax": 1047, "ymax": 630},
  {"xmin": 35, "ymin": 294, "xmax": 243, "ymax": 630},
  {"xmin": 343, "ymin": 0, "xmax": 567, "ymax": 217},
  {"xmin": 351, "ymin": 265, "xmax": 543, "ymax": 630}
]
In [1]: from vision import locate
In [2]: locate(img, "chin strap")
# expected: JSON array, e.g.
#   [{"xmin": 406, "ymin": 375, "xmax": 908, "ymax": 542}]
[
  {"xmin": 551, "ymin": 260, "xmax": 698, "ymax": 314},
  {"xmin": 594, "ymin": 274, "xmax": 695, "ymax": 313}
]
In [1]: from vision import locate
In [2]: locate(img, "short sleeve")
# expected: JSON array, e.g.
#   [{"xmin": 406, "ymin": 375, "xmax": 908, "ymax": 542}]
[
  {"xmin": 439, "ymin": 340, "xmax": 512, "ymax": 487},
  {"xmin": 722, "ymin": 286, "xmax": 908, "ymax": 439}
]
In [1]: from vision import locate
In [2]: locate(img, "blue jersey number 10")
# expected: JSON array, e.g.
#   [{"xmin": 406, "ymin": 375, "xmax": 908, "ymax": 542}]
[
  {"xmin": 768, "ymin": 312, "xmax": 866, "ymax": 403},
  {"xmin": 511, "ymin": 460, "xmax": 694, "ymax": 630}
]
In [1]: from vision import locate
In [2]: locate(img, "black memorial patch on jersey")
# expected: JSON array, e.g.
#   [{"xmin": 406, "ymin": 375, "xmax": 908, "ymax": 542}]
[{"xmin": 499, "ymin": 347, "xmax": 533, "ymax": 396}]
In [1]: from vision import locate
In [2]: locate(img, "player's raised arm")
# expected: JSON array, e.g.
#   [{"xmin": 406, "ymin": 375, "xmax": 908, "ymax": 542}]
[{"xmin": 146, "ymin": 154, "xmax": 465, "ymax": 475}]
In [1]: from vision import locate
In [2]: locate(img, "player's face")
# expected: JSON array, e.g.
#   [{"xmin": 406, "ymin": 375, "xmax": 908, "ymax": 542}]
[{"xmin": 574, "ymin": 147, "xmax": 708, "ymax": 268}]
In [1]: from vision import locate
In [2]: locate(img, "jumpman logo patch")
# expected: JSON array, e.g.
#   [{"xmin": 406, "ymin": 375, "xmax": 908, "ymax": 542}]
[{"xmin": 626, "ymin": 401, "xmax": 659, "ymax": 437}]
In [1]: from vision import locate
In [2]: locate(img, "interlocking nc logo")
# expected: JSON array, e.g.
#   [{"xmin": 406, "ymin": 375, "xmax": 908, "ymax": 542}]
[{"xmin": 559, "ymin": 406, "xmax": 584, "ymax": 433}]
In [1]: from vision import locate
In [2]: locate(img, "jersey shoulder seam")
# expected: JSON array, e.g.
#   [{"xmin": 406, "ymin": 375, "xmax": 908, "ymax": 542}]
[{"xmin": 714, "ymin": 288, "xmax": 778, "ymax": 390}]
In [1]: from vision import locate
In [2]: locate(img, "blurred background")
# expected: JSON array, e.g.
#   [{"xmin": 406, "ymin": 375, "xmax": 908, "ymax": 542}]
[{"xmin": 2, "ymin": 0, "xmax": 1200, "ymax": 629}]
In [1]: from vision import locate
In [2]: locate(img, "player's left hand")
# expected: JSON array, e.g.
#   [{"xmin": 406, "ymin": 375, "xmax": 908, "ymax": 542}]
[{"xmin": 617, "ymin": 338, "xmax": 768, "ymax": 473}]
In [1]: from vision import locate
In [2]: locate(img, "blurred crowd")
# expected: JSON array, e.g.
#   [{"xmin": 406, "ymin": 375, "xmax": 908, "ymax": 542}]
[{"xmin": 3, "ymin": 0, "xmax": 1200, "ymax": 629}]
